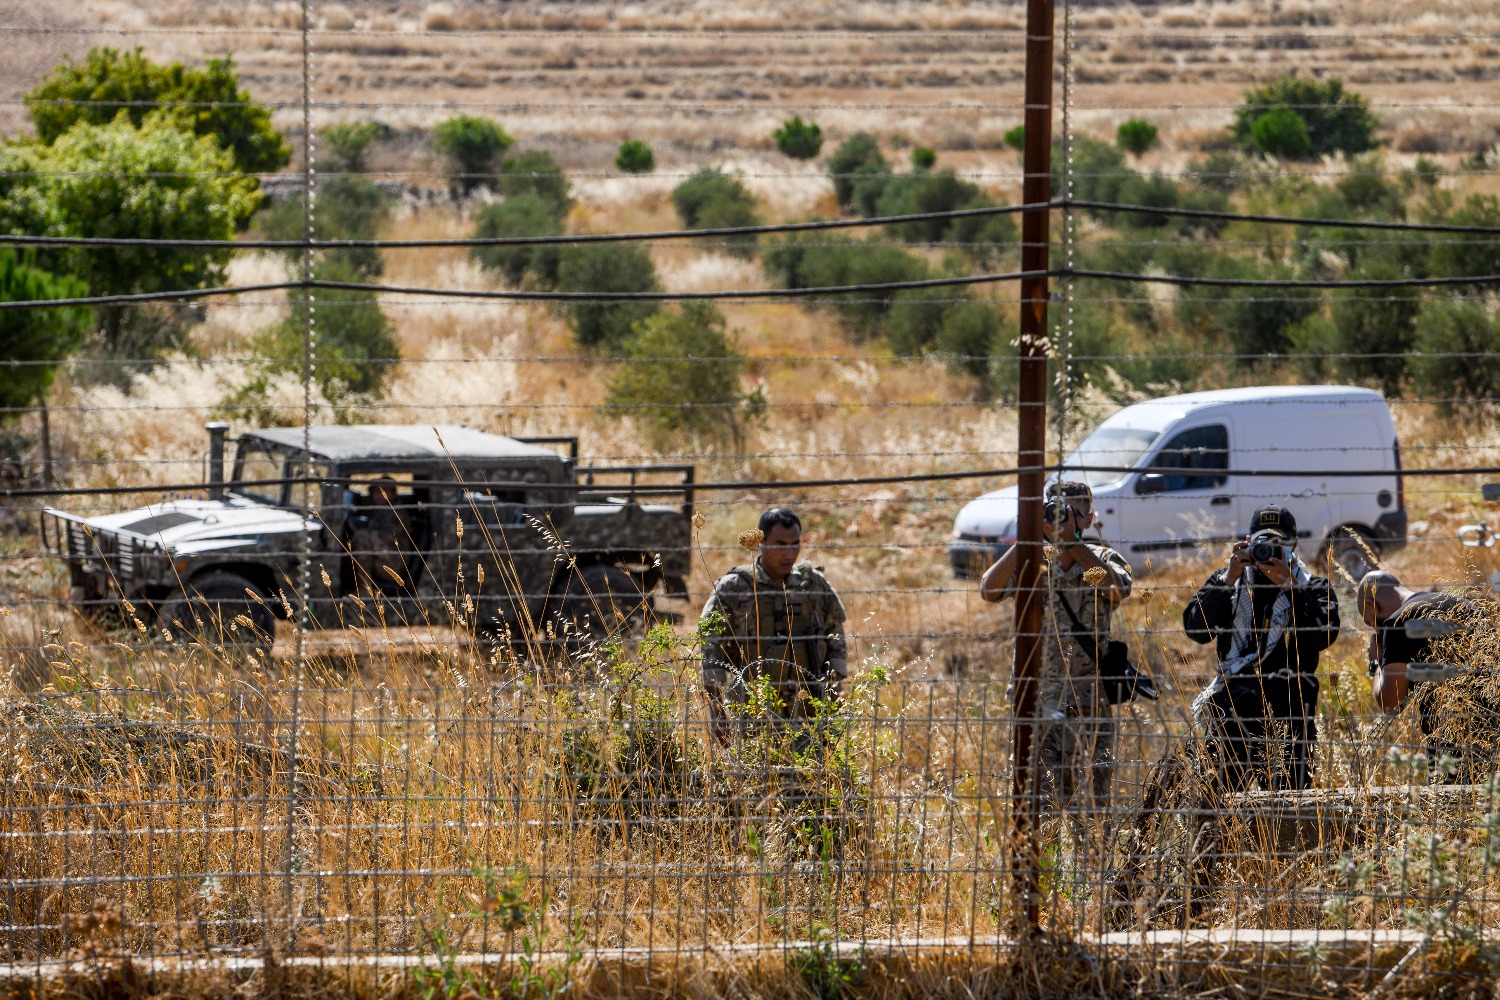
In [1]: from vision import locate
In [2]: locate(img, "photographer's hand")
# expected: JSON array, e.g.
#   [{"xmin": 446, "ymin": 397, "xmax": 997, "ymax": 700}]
[
  {"xmin": 1227, "ymin": 539, "xmax": 1252, "ymax": 582},
  {"xmin": 1257, "ymin": 552, "xmax": 1293, "ymax": 589}
]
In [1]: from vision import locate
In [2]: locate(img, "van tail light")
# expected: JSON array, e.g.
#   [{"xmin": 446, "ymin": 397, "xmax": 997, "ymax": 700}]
[{"xmin": 1393, "ymin": 439, "xmax": 1405, "ymax": 510}]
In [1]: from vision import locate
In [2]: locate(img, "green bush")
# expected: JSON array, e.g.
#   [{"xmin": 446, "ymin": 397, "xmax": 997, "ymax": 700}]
[
  {"xmin": 671, "ymin": 167, "xmax": 760, "ymax": 256},
  {"xmin": 556, "ymin": 243, "xmax": 661, "ymax": 348},
  {"xmin": 0, "ymin": 250, "xmax": 90, "ymax": 416},
  {"xmin": 1217, "ymin": 270, "xmax": 1320, "ymax": 358},
  {"xmin": 876, "ymin": 170, "xmax": 986, "ymax": 242},
  {"xmin": 1003, "ymin": 125, "xmax": 1026, "ymax": 151},
  {"xmin": 258, "ymin": 175, "xmax": 392, "ymax": 278},
  {"xmin": 261, "ymin": 257, "xmax": 399, "ymax": 398},
  {"xmin": 431, "ymin": 115, "xmax": 513, "ymax": 194},
  {"xmin": 1408, "ymin": 299, "xmax": 1500, "ymax": 411},
  {"xmin": 605, "ymin": 303, "xmax": 764, "ymax": 450},
  {"xmin": 1233, "ymin": 75, "xmax": 1378, "ymax": 159},
  {"xmin": 615, "ymin": 140, "xmax": 655, "ymax": 174},
  {"xmin": 827, "ymin": 133, "xmax": 889, "ymax": 208},
  {"xmin": 321, "ymin": 120, "xmax": 386, "ymax": 174},
  {"xmin": 774, "ymin": 116, "xmax": 824, "ymax": 160},
  {"xmin": 911, "ymin": 147, "xmax": 937, "ymax": 171},
  {"xmin": 1116, "ymin": 118, "xmax": 1159, "ymax": 157},
  {"xmin": 1335, "ymin": 154, "xmax": 1398, "ymax": 214},
  {"xmin": 935, "ymin": 299, "xmax": 1004, "ymax": 385},
  {"xmin": 1329, "ymin": 260, "xmax": 1420, "ymax": 393},
  {"xmin": 1185, "ymin": 151, "xmax": 1248, "ymax": 194},
  {"xmin": 944, "ymin": 201, "xmax": 1019, "ymax": 268},
  {"xmin": 1249, "ymin": 107, "xmax": 1312, "ymax": 159},
  {"xmin": 499, "ymin": 150, "xmax": 572, "ymax": 215},
  {"xmin": 831, "ymin": 244, "xmax": 930, "ymax": 342},
  {"xmin": 24, "ymin": 47, "xmax": 290, "ymax": 175},
  {"xmin": 1054, "ymin": 135, "xmax": 1133, "ymax": 212},
  {"xmin": 471, "ymin": 195, "xmax": 563, "ymax": 287},
  {"xmin": 1429, "ymin": 193, "xmax": 1500, "ymax": 284},
  {"xmin": 887, "ymin": 286, "xmax": 958, "ymax": 356},
  {"xmin": 849, "ymin": 164, "xmax": 893, "ymax": 217},
  {"xmin": 761, "ymin": 231, "xmax": 853, "ymax": 289}
]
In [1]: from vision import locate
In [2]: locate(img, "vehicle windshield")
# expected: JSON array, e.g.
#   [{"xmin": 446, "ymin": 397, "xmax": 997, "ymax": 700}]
[
  {"xmin": 234, "ymin": 443, "xmax": 285, "ymax": 504},
  {"xmin": 1060, "ymin": 426, "xmax": 1160, "ymax": 489}
]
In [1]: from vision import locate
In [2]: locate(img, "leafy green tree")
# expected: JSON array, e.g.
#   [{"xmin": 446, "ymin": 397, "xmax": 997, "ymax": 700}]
[
  {"xmin": 911, "ymin": 147, "xmax": 937, "ymax": 171},
  {"xmin": 615, "ymin": 140, "xmax": 654, "ymax": 174},
  {"xmin": 833, "ymin": 245, "xmax": 930, "ymax": 342},
  {"xmin": 1429, "ymin": 193, "xmax": 1500, "ymax": 284},
  {"xmin": 670, "ymin": 167, "xmax": 760, "ymax": 257},
  {"xmin": 936, "ymin": 299, "xmax": 1004, "ymax": 387},
  {"xmin": 0, "ymin": 250, "xmax": 90, "ymax": 418},
  {"xmin": 556, "ymin": 243, "xmax": 660, "ymax": 348},
  {"xmin": 1329, "ymin": 260, "xmax": 1420, "ymax": 394},
  {"xmin": 826, "ymin": 133, "xmax": 889, "ymax": 209},
  {"xmin": 605, "ymin": 303, "xmax": 763, "ymax": 451},
  {"xmin": 257, "ymin": 175, "xmax": 393, "ymax": 278},
  {"xmin": 887, "ymin": 286, "xmax": 958, "ymax": 356},
  {"xmin": 471, "ymin": 195, "xmax": 563, "ymax": 287},
  {"xmin": 1232, "ymin": 75, "xmax": 1378, "ymax": 159},
  {"xmin": 24, "ymin": 47, "xmax": 290, "ymax": 175},
  {"xmin": 1250, "ymin": 107, "xmax": 1312, "ymax": 160},
  {"xmin": 1185, "ymin": 151, "xmax": 1249, "ymax": 194},
  {"xmin": 774, "ymin": 116, "xmax": 823, "ymax": 160},
  {"xmin": 431, "ymin": 115, "xmax": 513, "ymax": 194},
  {"xmin": 1116, "ymin": 118, "xmax": 1159, "ymax": 157},
  {"xmin": 1003, "ymin": 125, "xmax": 1026, "ymax": 151},
  {"xmin": 876, "ymin": 170, "xmax": 987, "ymax": 242},
  {"xmin": 322, "ymin": 120, "xmax": 386, "ymax": 173},
  {"xmin": 1053, "ymin": 135, "xmax": 1133, "ymax": 213},
  {"xmin": 258, "ymin": 257, "xmax": 399, "ymax": 398},
  {"xmin": 499, "ymin": 150, "xmax": 572, "ymax": 216},
  {"xmin": 0, "ymin": 112, "xmax": 261, "ymax": 350},
  {"xmin": 1408, "ymin": 299, "xmax": 1500, "ymax": 412}
]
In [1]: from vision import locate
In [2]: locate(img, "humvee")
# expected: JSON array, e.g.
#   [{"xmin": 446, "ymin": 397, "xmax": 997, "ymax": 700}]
[{"xmin": 42, "ymin": 423, "xmax": 695, "ymax": 656}]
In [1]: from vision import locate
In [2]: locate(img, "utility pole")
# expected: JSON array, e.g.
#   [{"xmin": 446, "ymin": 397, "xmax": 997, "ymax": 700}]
[{"xmin": 1010, "ymin": 0, "xmax": 1056, "ymax": 937}]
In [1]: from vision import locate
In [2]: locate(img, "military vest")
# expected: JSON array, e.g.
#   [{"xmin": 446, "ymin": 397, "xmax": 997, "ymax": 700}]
[{"xmin": 720, "ymin": 564, "xmax": 833, "ymax": 687}]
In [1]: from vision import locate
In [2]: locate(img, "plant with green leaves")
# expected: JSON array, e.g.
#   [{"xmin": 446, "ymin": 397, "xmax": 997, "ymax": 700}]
[
  {"xmin": 910, "ymin": 146, "xmax": 936, "ymax": 171},
  {"xmin": 0, "ymin": 250, "xmax": 90, "ymax": 421},
  {"xmin": 0, "ymin": 111, "xmax": 260, "ymax": 352},
  {"xmin": 614, "ymin": 139, "xmax": 654, "ymax": 174},
  {"xmin": 1232, "ymin": 75, "xmax": 1379, "ymax": 160},
  {"xmin": 257, "ymin": 174, "xmax": 393, "ymax": 279},
  {"xmin": 605, "ymin": 303, "xmax": 765, "ymax": 452},
  {"xmin": 826, "ymin": 132, "xmax": 889, "ymax": 209},
  {"xmin": 431, "ymin": 115, "xmax": 513, "ymax": 194},
  {"xmin": 774, "ymin": 115, "xmax": 824, "ymax": 159},
  {"xmin": 499, "ymin": 150, "xmax": 573, "ymax": 216},
  {"xmin": 321, "ymin": 119, "xmax": 386, "ymax": 173},
  {"xmin": 1003, "ymin": 124, "xmax": 1026, "ymax": 151},
  {"xmin": 555, "ymin": 242, "xmax": 660, "ymax": 348},
  {"xmin": 1408, "ymin": 299, "xmax": 1500, "ymax": 413},
  {"xmin": 1329, "ymin": 260, "xmax": 1421, "ymax": 394},
  {"xmin": 670, "ymin": 167, "xmax": 760, "ymax": 257},
  {"xmin": 471, "ymin": 195, "xmax": 564, "ymax": 287},
  {"xmin": 24, "ymin": 46, "xmax": 290, "ymax": 175},
  {"xmin": 1116, "ymin": 118, "xmax": 1159, "ymax": 157}
]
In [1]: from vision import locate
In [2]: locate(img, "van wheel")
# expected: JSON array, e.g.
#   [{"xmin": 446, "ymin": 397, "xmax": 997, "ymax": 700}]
[
  {"xmin": 1324, "ymin": 529, "xmax": 1378, "ymax": 582},
  {"xmin": 551, "ymin": 565, "xmax": 648, "ymax": 648},
  {"xmin": 159, "ymin": 573, "xmax": 277, "ymax": 658}
]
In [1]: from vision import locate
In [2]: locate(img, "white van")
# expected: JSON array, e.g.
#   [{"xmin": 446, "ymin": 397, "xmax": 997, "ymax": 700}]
[{"xmin": 950, "ymin": 385, "xmax": 1407, "ymax": 579}]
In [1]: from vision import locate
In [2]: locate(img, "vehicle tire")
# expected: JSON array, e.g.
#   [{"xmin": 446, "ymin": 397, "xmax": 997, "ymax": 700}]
[
  {"xmin": 159, "ymin": 572, "xmax": 277, "ymax": 658},
  {"xmin": 1323, "ymin": 528, "xmax": 1378, "ymax": 583},
  {"xmin": 551, "ymin": 564, "xmax": 648, "ymax": 648}
]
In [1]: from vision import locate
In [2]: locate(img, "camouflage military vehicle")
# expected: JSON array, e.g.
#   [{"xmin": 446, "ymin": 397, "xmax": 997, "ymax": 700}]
[{"xmin": 42, "ymin": 423, "xmax": 694, "ymax": 656}]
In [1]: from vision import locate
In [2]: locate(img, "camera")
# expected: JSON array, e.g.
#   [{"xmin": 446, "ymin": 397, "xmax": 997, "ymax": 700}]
[
  {"xmin": 1043, "ymin": 497, "xmax": 1067, "ymax": 525},
  {"xmin": 1247, "ymin": 531, "xmax": 1286, "ymax": 565}
]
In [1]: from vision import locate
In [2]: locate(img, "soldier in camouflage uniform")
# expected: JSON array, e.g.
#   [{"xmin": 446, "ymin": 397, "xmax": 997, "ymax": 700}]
[
  {"xmin": 979, "ymin": 481, "xmax": 1133, "ymax": 813},
  {"xmin": 700, "ymin": 507, "xmax": 848, "ymax": 745}
]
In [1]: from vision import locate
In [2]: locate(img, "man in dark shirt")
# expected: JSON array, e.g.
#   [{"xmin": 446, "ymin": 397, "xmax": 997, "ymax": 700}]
[
  {"xmin": 1358, "ymin": 570, "xmax": 1493, "ymax": 778},
  {"xmin": 1183, "ymin": 505, "xmax": 1340, "ymax": 791}
]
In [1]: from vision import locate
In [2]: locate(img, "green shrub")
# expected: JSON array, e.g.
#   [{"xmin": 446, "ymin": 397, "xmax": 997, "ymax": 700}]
[
  {"xmin": 1054, "ymin": 134, "xmax": 1133, "ymax": 212},
  {"xmin": 761, "ymin": 232, "xmax": 853, "ymax": 289},
  {"xmin": 1112, "ymin": 172, "xmax": 1183, "ymax": 228},
  {"xmin": 260, "ymin": 257, "xmax": 399, "ymax": 398},
  {"xmin": 615, "ymin": 139, "xmax": 655, "ymax": 174},
  {"xmin": 849, "ymin": 164, "xmax": 892, "ymax": 217},
  {"xmin": 1408, "ymin": 299, "xmax": 1500, "ymax": 412},
  {"xmin": 876, "ymin": 170, "xmax": 986, "ymax": 242},
  {"xmin": 1335, "ymin": 154, "xmax": 1398, "ymax": 214},
  {"xmin": 1185, "ymin": 151, "xmax": 1248, "ymax": 194},
  {"xmin": 1249, "ymin": 108, "xmax": 1312, "ymax": 159},
  {"xmin": 693, "ymin": 194, "xmax": 761, "ymax": 258},
  {"xmin": 605, "ymin": 303, "xmax": 763, "ymax": 450},
  {"xmin": 1217, "ymin": 270, "xmax": 1320, "ymax": 357},
  {"xmin": 1116, "ymin": 118, "xmax": 1159, "ymax": 157},
  {"xmin": 1329, "ymin": 260, "xmax": 1420, "ymax": 393},
  {"xmin": 431, "ymin": 115, "xmax": 513, "ymax": 194},
  {"xmin": 499, "ymin": 150, "xmax": 572, "ymax": 215},
  {"xmin": 0, "ymin": 250, "xmax": 89, "ymax": 417},
  {"xmin": 671, "ymin": 167, "xmax": 755, "ymax": 227},
  {"xmin": 827, "ymin": 133, "xmax": 889, "ymax": 208},
  {"xmin": 470, "ymin": 195, "xmax": 563, "ymax": 287},
  {"xmin": 831, "ymin": 244, "xmax": 930, "ymax": 342},
  {"xmin": 944, "ymin": 201, "xmax": 1019, "ymax": 267},
  {"xmin": 1232, "ymin": 75, "xmax": 1378, "ymax": 159},
  {"xmin": 556, "ymin": 243, "xmax": 660, "ymax": 348},
  {"xmin": 321, "ymin": 120, "xmax": 386, "ymax": 174},
  {"xmin": 911, "ymin": 147, "xmax": 937, "ymax": 171},
  {"xmin": 887, "ymin": 286, "xmax": 958, "ymax": 355},
  {"xmin": 1003, "ymin": 125, "xmax": 1026, "ymax": 151},
  {"xmin": 774, "ymin": 116, "xmax": 824, "ymax": 160},
  {"xmin": 1429, "ymin": 193, "xmax": 1500, "ymax": 284},
  {"xmin": 935, "ymin": 299, "xmax": 1004, "ymax": 385},
  {"xmin": 258, "ymin": 175, "xmax": 392, "ymax": 278}
]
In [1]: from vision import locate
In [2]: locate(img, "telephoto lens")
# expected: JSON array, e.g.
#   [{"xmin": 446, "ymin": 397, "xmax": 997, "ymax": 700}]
[{"xmin": 1248, "ymin": 532, "xmax": 1281, "ymax": 564}]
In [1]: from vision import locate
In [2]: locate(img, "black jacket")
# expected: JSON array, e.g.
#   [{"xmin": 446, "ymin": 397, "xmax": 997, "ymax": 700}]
[{"xmin": 1183, "ymin": 566, "xmax": 1340, "ymax": 677}]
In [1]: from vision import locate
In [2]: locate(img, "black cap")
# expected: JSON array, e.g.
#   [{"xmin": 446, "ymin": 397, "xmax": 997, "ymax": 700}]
[{"xmin": 1248, "ymin": 504, "xmax": 1296, "ymax": 539}]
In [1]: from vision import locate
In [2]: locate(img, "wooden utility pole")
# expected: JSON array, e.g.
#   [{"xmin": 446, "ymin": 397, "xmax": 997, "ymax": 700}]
[{"xmin": 1009, "ymin": 0, "xmax": 1056, "ymax": 937}]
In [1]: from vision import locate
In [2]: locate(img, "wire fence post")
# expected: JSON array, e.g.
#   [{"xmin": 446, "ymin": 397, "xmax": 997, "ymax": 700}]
[{"xmin": 1010, "ymin": 0, "xmax": 1056, "ymax": 939}]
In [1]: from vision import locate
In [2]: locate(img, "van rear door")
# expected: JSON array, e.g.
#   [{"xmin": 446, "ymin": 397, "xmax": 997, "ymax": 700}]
[{"xmin": 1110, "ymin": 423, "xmax": 1238, "ymax": 569}]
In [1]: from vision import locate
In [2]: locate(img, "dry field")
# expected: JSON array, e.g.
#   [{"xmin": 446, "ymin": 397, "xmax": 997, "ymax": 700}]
[{"xmin": 4, "ymin": 0, "xmax": 1500, "ymax": 994}]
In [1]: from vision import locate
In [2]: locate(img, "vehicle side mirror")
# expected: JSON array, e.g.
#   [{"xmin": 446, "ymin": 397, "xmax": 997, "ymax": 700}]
[{"xmin": 1136, "ymin": 474, "xmax": 1168, "ymax": 496}]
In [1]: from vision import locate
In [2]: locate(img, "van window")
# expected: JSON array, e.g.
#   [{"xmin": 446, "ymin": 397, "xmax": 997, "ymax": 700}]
[
  {"xmin": 1151, "ymin": 425, "xmax": 1229, "ymax": 491},
  {"xmin": 1061, "ymin": 427, "xmax": 1160, "ymax": 489}
]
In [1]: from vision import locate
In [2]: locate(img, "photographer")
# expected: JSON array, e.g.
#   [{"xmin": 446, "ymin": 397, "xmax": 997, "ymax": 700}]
[
  {"xmin": 1184, "ymin": 505, "xmax": 1339, "ymax": 791},
  {"xmin": 980, "ymin": 481, "xmax": 1133, "ymax": 812}
]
